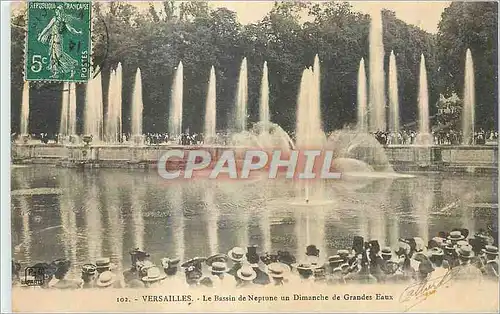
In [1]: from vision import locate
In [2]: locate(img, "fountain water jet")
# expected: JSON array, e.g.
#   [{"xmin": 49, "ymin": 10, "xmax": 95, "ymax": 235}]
[
  {"xmin": 20, "ymin": 81, "xmax": 30, "ymax": 138},
  {"xmin": 235, "ymin": 57, "xmax": 248, "ymax": 132},
  {"xmin": 368, "ymin": 10, "xmax": 386, "ymax": 132},
  {"xmin": 389, "ymin": 51, "xmax": 400, "ymax": 142},
  {"xmin": 463, "ymin": 49, "xmax": 475, "ymax": 145},
  {"xmin": 259, "ymin": 61, "xmax": 270, "ymax": 128},
  {"xmin": 59, "ymin": 82, "xmax": 70, "ymax": 141},
  {"xmin": 169, "ymin": 61, "xmax": 184, "ymax": 138},
  {"xmin": 69, "ymin": 83, "xmax": 77, "ymax": 136},
  {"xmin": 115, "ymin": 64, "xmax": 123, "ymax": 142},
  {"xmin": 204, "ymin": 66, "xmax": 217, "ymax": 144},
  {"xmin": 357, "ymin": 58, "xmax": 367, "ymax": 132},
  {"xmin": 84, "ymin": 72, "xmax": 104, "ymax": 141},
  {"xmin": 415, "ymin": 54, "xmax": 433, "ymax": 146},
  {"xmin": 131, "ymin": 68, "xmax": 144, "ymax": 144}
]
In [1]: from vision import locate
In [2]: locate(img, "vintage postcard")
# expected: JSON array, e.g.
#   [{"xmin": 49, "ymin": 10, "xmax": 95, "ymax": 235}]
[{"xmin": 7, "ymin": 0, "xmax": 499, "ymax": 313}]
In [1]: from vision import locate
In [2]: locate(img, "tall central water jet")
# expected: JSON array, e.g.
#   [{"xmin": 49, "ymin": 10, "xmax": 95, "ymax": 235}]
[
  {"xmin": 84, "ymin": 71, "xmax": 103, "ymax": 141},
  {"xmin": 357, "ymin": 58, "xmax": 367, "ymax": 132},
  {"xmin": 131, "ymin": 68, "xmax": 143, "ymax": 138},
  {"xmin": 20, "ymin": 81, "xmax": 30, "ymax": 136},
  {"xmin": 169, "ymin": 61, "xmax": 184, "ymax": 138},
  {"xmin": 388, "ymin": 51, "xmax": 400, "ymax": 142},
  {"xmin": 368, "ymin": 10, "xmax": 386, "ymax": 132},
  {"xmin": 69, "ymin": 83, "xmax": 77, "ymax": 136},
  {"xmin": 259, "ymin": 61, "xmax": 270, "ymax": 127},
  {"xmin": 115, "ymin": 63, "xmax": 123, "ymax": 141},
  {"xmin": 59, "ymin": 82, "xmax": 69, "ymax": 137},
  {"xmin": 415, "ymin": 54, "xmax": 433, "ymax": 145},
  {"xmin": 204, "ymin": 66, "xmax": 217, "ymax": 143},
  {"xmin": 235, "ymin": 57, "xmax": 248, "ymax": 132},
  {"xmin": 462, "ymin": 49, "xmax": 475, "ymax": 145}
]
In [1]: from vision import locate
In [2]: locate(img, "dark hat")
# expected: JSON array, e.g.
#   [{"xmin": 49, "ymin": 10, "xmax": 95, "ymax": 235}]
[
  {"xmin": 227, "ymin": 247, "xmax": 246, "ymax": 262},
  {"xmin": 129, "ymin": 248, "xmax": 150, "ymax": 259},
  {"xmin": 246, "ymin": 245, "xmax": 258, "ymax": 256},
  {"xmin": 447, "ymin": 231, "xmax": 465, "ymax": 241},
  {"xmin": 32, "ymin": 262, "xmax": 56, "ymax": 278},
  {"xmin": 457, "ymin": 245, "xmax": 474, "ymax": 258},
  {"xmin": 306, "ymin": 245, "xmax": 320, "ymax": 256},
  {"xmin": 205, "ymin": 253, "xmax": 228, "ymax": 266},
  {"xmin": 482, "ymin": 245, "xmax": 499, "ymax": 256},
  {"xmin": 208, "ymin": 261, "xmax": 228, "ymax": 274},
  {"xmin": 428, "ymin": 247, "xmax": 444, "ymax": 257},
  {"xmin": 161, "ymin": 257, "xmax": 180, "ymax": 269},
  {"xmin": 369, "ymin": 240, "xmax": 380, "ymax": 252},
  {"xmin": 277, "ymin": 251, "xmax": 296, "ymax": 266},
  {"xmin": 438, "ymin": 231, "xmax": 448, "ymax": 239},
  {"xmin": 51, "ymin": 258, "xmax": 71, "ymax": 270},
  {"xmin": 260, "ymin": 253, "xmax": 277, "ymax": 265},
  {"xmin": 81, "ymin": 263, "xmax": 97, "ymax": 275},
  {"xmin": 419, "ymin": 260, "xmax": 435, "ymax": 274},
  {"xmin": 181, "ymin": 257, "xmax": 206, "ymax": 268}
]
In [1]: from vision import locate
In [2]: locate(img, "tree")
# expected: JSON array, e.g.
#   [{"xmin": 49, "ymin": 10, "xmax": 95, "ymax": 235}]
[{"xmin": 437, "ymin": 2, "xmax": 498, "ymax": 130}]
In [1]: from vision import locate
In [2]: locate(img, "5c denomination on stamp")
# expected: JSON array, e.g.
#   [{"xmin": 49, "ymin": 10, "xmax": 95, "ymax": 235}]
[{"xmin": 25, "ymin": 1, "xmax": 91, "ymax": 82}]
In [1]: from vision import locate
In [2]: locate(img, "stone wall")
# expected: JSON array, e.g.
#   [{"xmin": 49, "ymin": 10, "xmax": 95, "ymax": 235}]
[{"xmin": 11, "ymin": 143, "xmax": 498, "ymax": 172}]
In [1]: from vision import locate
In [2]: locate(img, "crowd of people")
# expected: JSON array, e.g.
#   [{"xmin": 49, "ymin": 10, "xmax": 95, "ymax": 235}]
[
  {"xmin": 12, "ymin": 128, "xmax": 498, "ymax": 147},
  {"xmin": 372, "ymin": 129, "xmax": 498, "ymax": 146},
  {"xmin": 12, "ymin": 227, "xmax": 498, "ymax": 290}
]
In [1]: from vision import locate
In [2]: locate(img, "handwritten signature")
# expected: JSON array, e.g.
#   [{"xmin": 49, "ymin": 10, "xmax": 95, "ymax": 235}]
[{"xmin": 399, "ymin": 267, "xmax": 462, "ymax": 311}]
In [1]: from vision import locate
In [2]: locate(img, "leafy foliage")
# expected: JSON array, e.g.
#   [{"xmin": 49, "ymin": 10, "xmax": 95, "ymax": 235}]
[{"xmin": 10, "ymin": 1, "xmax": 497, "ymax": 135}]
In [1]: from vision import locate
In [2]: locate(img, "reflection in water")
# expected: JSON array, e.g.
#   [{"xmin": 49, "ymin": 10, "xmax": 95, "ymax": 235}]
[
  {"xmin": 13, "ymin": 173, "xmax": 33, "ymax": 264},
  {"xmin": 59, "ymin": 173, "xmax": 79, "ymax": 277},
  {"xmin": 85, "ymin": 177, "xmax": 102, "ymax": 263},
  {"xmin": 106, "ymin": 178, "xmax": 124, "ymax": 271},
  {"xmin": 204, "ymin": 184, "xmax": 219, "ymax": 255},
  {"xmin": 411, "ymin": 177, "xmax": 434, "ymax": 243},
  {"xmin": 130, "ymin": 178, "xmax": 145, "ymax": 250},
  {"xmin": 10, "ymin": 167, "xmax": 497, "ymax": 268},
  {"xmin": 169, "ymin": 184, "xmax": 185, "ymax": 261}
]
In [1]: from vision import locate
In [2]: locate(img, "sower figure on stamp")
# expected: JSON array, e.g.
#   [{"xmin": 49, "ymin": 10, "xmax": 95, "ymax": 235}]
[{"xmin": 37, "ymin": 5, "xmax": 82, "ymax": 79}]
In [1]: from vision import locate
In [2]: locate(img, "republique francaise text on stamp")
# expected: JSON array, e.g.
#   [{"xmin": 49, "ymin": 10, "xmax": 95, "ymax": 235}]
[{"xmin": 25, "ymin": 1, "xmax": 91, "ymax": 82}]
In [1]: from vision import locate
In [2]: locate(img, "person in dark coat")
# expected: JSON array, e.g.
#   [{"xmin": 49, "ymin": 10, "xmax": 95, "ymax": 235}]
[
  {"xmin": 246, "ymin": 246, "xmax": 270, "ymax": 285},
  {"xmin": 123, "ymin": 248, "xmax": 150, "ymax": 284},
  {"xmin": 81, "ymin": 264, "xmax": 97, "ymax": 289},
  {"xmin": 51, "ymin": 259, "xmax": 80, "ymax": 289}
]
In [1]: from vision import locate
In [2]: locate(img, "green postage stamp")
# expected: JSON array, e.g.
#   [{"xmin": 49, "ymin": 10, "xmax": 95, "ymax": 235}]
[{"xmin": 25, "ymin": 1, "xmax": 91, "ymax": 82}]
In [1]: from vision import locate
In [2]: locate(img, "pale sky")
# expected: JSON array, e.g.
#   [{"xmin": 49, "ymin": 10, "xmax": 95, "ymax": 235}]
[
  {"xmin": 206, "ymin": 1, "xmax": 451, "ymax": 33},
  {"xmin": 11, "ymin": 1, "xmax": 451, "ymax": 33}
]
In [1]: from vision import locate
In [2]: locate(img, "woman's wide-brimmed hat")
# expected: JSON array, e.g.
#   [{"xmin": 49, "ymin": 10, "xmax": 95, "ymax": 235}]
[
  {"xmin": 482, "ymin": 245, "xmax": 499, "ymax": 256},
  {"xmin": 96, "ymin": 271, "xmax": 116, "ymax": 288},
  {"xmin": 428, "ymin": 247, "xmax": 444, "ymax": 257},
  {"xmin": 447, "ymin": 230, "xmax": 465, "ymax": 241},
  {"xmin": 142, "ymin": 266, "xmax": 167, "ymax": 282},
  {"xmin": 181, "ymin": 257, "xmax": 207, "ymax": 268},
  {"xmin": 205, "ymin": 253, "xmax": 229, "ymax": 266},
  {"xmin": 208, "ymin": 262, "xmax": 228, "ymax": 274},
  {"xmin": 81, "ymin": 263, "xmax": 97, "ymax": 275},
  {"xmin": 227, "ymin": 247, "xmax": 246, "ymax": 262},
  {"xmin": 267, "ymin": 262, "xmax": 290, "ymax": 279},
  {"xmin": 236, "ymin": 266, "xmax": 257, "ymax": 281}
]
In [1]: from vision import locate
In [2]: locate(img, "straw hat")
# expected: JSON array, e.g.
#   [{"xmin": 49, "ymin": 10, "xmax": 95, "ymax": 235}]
[
  {"xmin": 141, "ymin": 267, "xmax": 167, "ymax": 282},
  {"xmin": 96, "ymin": 271, "xmax": 116, "ymax": 288},
  {"xmin": 228, "ymin": 247, "xmax": 246, "ymax": 262},
  {"xmin": 236, "ymin": 266, "xmax": 257, "ymax": 281},
  {"xmin": 208, "ymin": 262, "xmax": 228, "ymax": 274},
  {"xmin": 267, "ymin": 262, "xmax": 290, "ymax": 279},
  {"xmin": 95, "ymin": 257, "xmax": 111, "ymax": 271},
  {"xmin": 428, "ymin": 247, "xmax": 444, "ymax": 257},
  {"xmin": 447, "ymin": 231, "xmax": 465, "ymax": 241},
  {"xmin": 457, "ymin": 245, "xmax": 474, "ymax": 259},
  {"xmin": 381, "ymin": 247, "xmax": 393, "ymax": 257},
  {"xmin": 482, "ymin": 245, "xmax": 499, "ymax": 256}
]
